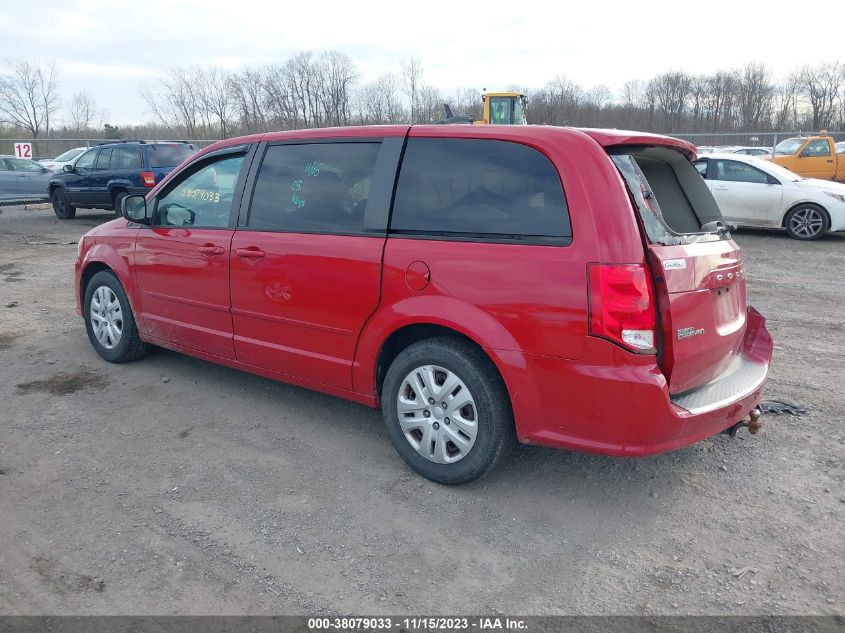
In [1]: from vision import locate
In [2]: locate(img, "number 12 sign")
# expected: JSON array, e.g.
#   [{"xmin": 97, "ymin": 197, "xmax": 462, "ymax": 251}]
[{"xmin": 14, "ymin": 142, "xmax": 33, "ymax": 159}]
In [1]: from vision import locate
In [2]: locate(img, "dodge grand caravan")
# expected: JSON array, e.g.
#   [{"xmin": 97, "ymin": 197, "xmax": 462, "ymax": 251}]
[{"xmin": 74, "ymin": 125, "xmax": 773, "ymax": 484}]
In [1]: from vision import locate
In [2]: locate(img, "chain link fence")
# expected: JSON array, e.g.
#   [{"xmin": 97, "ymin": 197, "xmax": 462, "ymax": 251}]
[{"xmin": 672, "ymin": 131, "xmax": 845, "ymax": 153}]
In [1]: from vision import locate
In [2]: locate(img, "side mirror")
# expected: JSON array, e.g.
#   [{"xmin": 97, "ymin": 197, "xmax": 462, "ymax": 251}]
[
  {"xmin": 63, "ymin": 164, "xmax": 74, "ymax": 173},
  {"xmin": 122, "ymin": 194, "xmax": 150, "ymax": 224}
]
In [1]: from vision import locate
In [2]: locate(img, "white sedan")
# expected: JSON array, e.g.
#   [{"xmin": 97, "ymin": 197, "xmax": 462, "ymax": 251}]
[
  {"xmin": 693, "ymin": 153, "xmax": 845, "ymax": 240},
  {"xmin": 38, "ymin": 147, "xmax": 88, "ymax": 171}
]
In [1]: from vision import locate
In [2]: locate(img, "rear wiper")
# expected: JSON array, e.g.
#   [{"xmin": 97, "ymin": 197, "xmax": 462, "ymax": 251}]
[{"xmin": 700, "ymin": 220, "xmax": 737, "ymax": 236}]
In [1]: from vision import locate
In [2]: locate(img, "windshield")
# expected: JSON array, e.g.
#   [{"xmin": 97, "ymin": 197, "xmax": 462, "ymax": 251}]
[
  {"xmin": 55, "ymin": 148, "xmax": 85, "ymax": 162},
  {"xmin": 148, "ymin": 144, "xmax": 196, "ymax": 168},
  {"xmin": 774, "ymin": 138, "xmax": 804, "ymax": 156}
]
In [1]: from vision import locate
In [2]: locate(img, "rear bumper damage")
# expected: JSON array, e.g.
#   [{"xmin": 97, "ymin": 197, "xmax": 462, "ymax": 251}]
[{"xmin": 513, "ymin": 306, "xmax": 774, "ymax": 456}]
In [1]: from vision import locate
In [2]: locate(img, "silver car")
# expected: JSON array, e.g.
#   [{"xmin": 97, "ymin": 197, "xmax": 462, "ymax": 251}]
[{"xmin": 0, "ymin": 155, "xmax": 54, "ymax": 204}]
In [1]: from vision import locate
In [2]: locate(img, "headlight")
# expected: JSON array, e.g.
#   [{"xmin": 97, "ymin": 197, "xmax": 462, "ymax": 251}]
[
  {"xmin": 823, "ymin": 191, "xmax": 845, "ymax": 203},
  {"xmin": 77, "ymin": 237, "xmax": 84, "ymax": 255}
]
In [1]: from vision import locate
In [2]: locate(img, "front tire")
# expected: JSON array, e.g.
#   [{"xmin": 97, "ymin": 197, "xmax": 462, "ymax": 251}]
[
  {"xmin": 52, "ymin": 188, "xmax": 76, "ymax": 220},
  {"xmin": 381, "ymin": 337, "xmax": 515, "ymax": 484},
  {"xmin": 83, "ymin": 271, "xmax": 149, "ymax": 363},
  {"xmin": 785, "ymin": 204, "xmax": 829, "ymax": 240}
]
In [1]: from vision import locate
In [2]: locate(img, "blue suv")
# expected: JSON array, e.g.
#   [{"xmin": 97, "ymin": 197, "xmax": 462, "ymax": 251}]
[{"xmin": 49, "ymin": 141, "xmax": 197, "ymax": 219}]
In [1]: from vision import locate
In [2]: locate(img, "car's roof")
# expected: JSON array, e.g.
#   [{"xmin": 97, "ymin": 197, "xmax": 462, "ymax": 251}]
[{"xmin": 199, "ymin": 124, "xmax": 697, "ymax": 157}]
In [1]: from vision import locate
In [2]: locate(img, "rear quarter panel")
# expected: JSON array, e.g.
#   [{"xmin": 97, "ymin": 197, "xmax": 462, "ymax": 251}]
[{"xmin": 352, "ymin": 126, "xmax": 648, "ymax": 401}]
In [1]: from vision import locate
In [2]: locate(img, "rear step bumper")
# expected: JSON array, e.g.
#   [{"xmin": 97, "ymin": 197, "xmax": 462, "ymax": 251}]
[{"xmin": 671, "ymin": 355, "xmax": 768, "ymax": 415}]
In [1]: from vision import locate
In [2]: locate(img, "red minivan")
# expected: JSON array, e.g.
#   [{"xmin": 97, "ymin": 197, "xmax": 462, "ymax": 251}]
[{"xmin": 74, "ymin": 125, "xmax": 773, "ymax": 483}]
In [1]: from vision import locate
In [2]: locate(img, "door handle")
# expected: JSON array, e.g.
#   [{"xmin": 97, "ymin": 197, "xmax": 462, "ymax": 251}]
[
  {"xmin": 198, "ymin": 244, "xmax": 224, "ymax": 256},
  {"xmin": 827, "ymin": 159, "xmax": 834, "ymax": 163},
  {"xmin": 236, "ymin": 247, "xmax": 266, "ymax": 259},
  {"xmin": 713, "ymin": 186, "xmax": 729, "ymax": 190}
]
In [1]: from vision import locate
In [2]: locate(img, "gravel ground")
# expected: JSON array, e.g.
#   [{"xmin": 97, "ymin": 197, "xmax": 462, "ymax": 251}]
[{"xmin": 0, "ymin": 204, "xmax": 842, "ymax": 615}]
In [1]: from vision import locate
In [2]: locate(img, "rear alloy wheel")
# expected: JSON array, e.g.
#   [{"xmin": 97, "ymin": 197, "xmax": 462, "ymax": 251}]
[
  {"xmin": 381, "ymin": 337, "xmax": 515, "ymax": 484},
  {"xmin": 51, "ymin": 188, "xmax": 76, "ymax": 220},
  {"xmin": 785, "ymin": 204, "xmax": 829, "ymax": 240}
]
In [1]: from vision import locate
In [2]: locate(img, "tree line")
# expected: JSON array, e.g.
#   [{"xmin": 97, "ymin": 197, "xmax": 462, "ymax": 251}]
[{"xmin": 2, "ymin": 54, "xmax": 845, "ymax": 143}]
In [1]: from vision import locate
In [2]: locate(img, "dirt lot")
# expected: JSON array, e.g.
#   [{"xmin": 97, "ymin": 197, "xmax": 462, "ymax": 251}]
[{"xmin": 0, "ymin": 204, "xmax": 842, "ymax": 616}]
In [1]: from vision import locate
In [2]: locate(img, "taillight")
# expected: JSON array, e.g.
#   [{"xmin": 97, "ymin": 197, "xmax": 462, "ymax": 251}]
[
  {"xmin": 140, "ymin": 171, "xmax": 156, "ymax": 187},
  {"xmin": 588, "ymin": 263, "xmax": 656, "ymax": 353}
]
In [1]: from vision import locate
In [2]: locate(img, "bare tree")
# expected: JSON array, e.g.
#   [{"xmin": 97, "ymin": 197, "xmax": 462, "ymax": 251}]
[
  {"xmin": 773, "ymin": 72, "xmax": 801, "ymax": 131},
  {"xmin": 735, "ymin": 62, "xmax": 774, "ymax": 130},
  {"xmin": 229, "ymin": 68, "xmax": 267, "ymax": 133},
  {"xmin": 400, "ymin": 57, "xmax": 423, "ymax": 123},
  {"xmin": 799, "ymin": 63, "xmax": 843, "ymax": 130},
  {"xmin": 0, "ymin": 60, "xmax": 60, "ymax": 138},
  {"xmin": 197, "ymin": 66, "xmax": 233, "ymax": 137},
  {"xmin": 316, "ymin": 51, "xmax": 357, "ymax": 126},
  {"xmin": 141, "ymin": 67, "xmax": 202, "ymax": 137},
  {"xmin": 356, "ymin": 72, "xmax": 403, "ymax": 124},
  {"xmin": 649, "ymin": 71, "xmax": 692, "ymax": 132},
  {"xmin": 67, "ymin": 89, "xmax": 100, "ymax": 132}
]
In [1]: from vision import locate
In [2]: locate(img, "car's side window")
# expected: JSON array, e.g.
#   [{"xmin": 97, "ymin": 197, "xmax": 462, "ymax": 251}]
[
  {"xmin": 95, "ymin": 148, "xmax": 113, "ymax": 171},
  {"xmin": 802, "ymin": 140, "xmax": 831, "ymax": 157},
  {"xmin": 153, "ymin": 154, "xmax": 245, "ymax": 228},
  {"xmin": 390, "ymin": 138, "xmax": 571, "ymax": 242},
  {"xmin": 116, "ymin": 147, "xmax": 142, "ymax": 170},
  {"xmin": 694, "ymin": 161, "xmax": 708, "ymax": 178},
  {"xmin": 246, "ymin": 142, "xmax": 381, "ymax": 234},
  {"xmin": 712, "ymin": 160, "xmax": 769, "ymax": 184},
  {"xmin": 8, "ymin": 158, "xmax": 43, "ymax": 172},
  {"xmin": 75, "ymin": 149, "xmax": 97, "ymax": 171}
]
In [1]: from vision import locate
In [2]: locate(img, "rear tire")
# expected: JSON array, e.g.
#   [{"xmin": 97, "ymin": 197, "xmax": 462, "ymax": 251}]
[
  {"xmin": 381, "ymin": 337, "xmax": 515, "ymax": 484},
  {"xmin": 785, "ymin": 204, "xmax": 829, "ymax": 240},
  {"xmin": 83, "ymin": 271, "xmax": 150, "ymax": 363},
  {"xmin": 52, "ymin": 188, "xmax": 76, "ymax": 220},
  {"xmin": 112, "ymin": 191, "xmax": 128, "ymax": 218}
]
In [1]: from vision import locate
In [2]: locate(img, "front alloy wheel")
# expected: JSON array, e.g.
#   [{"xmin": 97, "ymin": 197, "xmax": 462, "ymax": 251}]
[
  {"xmin": 83, "ymin": 270, "xmax": 150, "ymax": 363},
  {"xmin": 89, "ymin": 285, "xmax": 123, "ymax": 349},
  {"xmin": 786, "ymin": 205, "xmax": 828, "ymax": 240}
]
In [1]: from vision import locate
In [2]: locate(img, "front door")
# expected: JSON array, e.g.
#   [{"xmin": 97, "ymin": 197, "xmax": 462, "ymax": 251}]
[
  {"xmin": 229, "ymin": 138, "xmax": 401, "ymax": 389},
  {"xmin": 63, "ymin": 147, "xmax": 98, "ymax": 205},
  {"xmin": 133, "ymin": 150, "xmax": 249, "ymax": 359},
  {"xmin": 707, "ymin": 159, "xmax": 783, "ymax": 227},
  {"xmin": 796, "ymin": 139, "xmax": 834, "ymax": 180}
]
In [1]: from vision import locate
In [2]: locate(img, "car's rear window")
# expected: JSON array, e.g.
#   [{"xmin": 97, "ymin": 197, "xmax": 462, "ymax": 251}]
[
  {"xmin": 147, "ymin": 144, "xmax": 196, "ymax": 168},
  {"xmin": 391, "ymin": 138, "xmax": 571, "ymax": 243},
  {"xmin": 611, "ymin": 147, "xmax": 725, "ymax": 245}
]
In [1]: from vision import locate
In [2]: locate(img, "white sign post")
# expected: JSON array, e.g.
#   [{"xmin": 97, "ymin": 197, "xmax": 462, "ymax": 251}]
[{"xmin": 13, "ymin": 142, "xmax": 33, "ymax": 160}]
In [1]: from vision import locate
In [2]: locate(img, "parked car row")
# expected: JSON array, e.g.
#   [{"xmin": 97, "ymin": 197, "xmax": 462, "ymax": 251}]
[
  {"xmin": 49, "ymin": 140, "xmax": 198, "ymax": 219},
  {"xmin": 0, "ymin": 141, "xmax": 197, "ymax": 212},
  {"xmin": 695, "ymin": 145, "xmax": 772, "ymax": 156}
]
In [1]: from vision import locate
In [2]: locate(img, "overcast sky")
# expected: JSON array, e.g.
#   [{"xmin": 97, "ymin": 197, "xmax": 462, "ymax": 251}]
[{"xmin": 1, "ymin": 0, "xmax": 842, "ymax": 126}]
